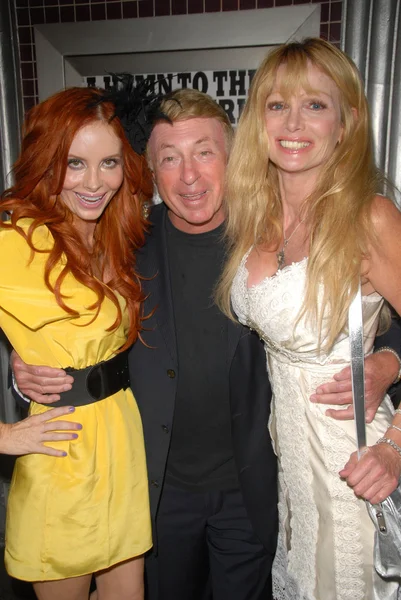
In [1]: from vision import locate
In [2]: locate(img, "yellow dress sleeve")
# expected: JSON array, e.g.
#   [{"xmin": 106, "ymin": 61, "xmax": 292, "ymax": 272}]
[{"xmin": 0, "ymin": 225, "xmax": 75, "ymax": 331}]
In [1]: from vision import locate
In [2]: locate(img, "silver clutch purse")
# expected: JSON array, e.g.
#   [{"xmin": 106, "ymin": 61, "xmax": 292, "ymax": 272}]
[
  {"xmin": 349, "ymin": 285, "xmax": 401, "ymax": 581},
  {"xmin": 367, "ymin": 489, "xmax": 401, "ymax": 579}
]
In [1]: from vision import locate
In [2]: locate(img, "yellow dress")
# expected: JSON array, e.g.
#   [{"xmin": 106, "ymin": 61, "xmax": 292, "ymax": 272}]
[{"xmin": 0, "ymin": 220, "xmax": 152, "ymax": 581}]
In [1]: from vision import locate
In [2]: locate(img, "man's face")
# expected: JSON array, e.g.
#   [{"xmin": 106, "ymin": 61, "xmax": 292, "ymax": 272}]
[{"xmin": 148, "ymin": 117, "xmax": 227, "ymax": 234}]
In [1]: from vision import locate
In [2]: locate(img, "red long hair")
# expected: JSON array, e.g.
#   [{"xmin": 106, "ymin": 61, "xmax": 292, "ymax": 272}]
[{"xmin": 1, "ymin": 87, "xmax": 154, "ymax": 350}]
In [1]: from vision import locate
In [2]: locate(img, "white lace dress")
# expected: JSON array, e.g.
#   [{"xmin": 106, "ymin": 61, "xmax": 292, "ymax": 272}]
[{"xmin": 231, "ymin": 253, "xmax": 400, "ymax": 600}]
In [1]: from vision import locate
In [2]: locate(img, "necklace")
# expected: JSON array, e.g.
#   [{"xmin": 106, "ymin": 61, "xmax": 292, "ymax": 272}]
[{"xmin": 276, "ymin": 219, "xmax": 304, "ymax": 270}]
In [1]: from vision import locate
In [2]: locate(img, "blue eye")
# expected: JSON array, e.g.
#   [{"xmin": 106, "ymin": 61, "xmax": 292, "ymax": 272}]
[
  {"xmin": 309, "ymin": 100, "xmax": 326, "ymax": 110},
  {"xmin": 267, "ymin": 102, "xmax": 285, "ymax": 111}
]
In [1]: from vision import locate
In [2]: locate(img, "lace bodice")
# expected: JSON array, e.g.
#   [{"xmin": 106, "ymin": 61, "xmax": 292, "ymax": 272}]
[{"xmin": 232, "ymin": 250, "xmax": 383, "ymax": 368}]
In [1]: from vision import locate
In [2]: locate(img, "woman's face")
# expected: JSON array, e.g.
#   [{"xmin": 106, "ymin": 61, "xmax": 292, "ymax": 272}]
[
  {"xmin": 60, "ymin": 121, "xmax": 124, "ymax": 236},
  {"xmin": 264, "ymin": 62, "xmax": 344, "ymax": 181}
]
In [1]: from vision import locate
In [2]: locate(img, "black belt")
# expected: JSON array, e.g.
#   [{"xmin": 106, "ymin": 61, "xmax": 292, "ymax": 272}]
[{"xmin": 52, "ymin": 349, "xmax": 130, "ymax": 407}]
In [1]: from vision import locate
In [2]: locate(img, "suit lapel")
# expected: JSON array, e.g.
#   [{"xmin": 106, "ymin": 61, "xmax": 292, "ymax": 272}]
[{"xmin": 138, "ymin": 205, "xmax": 178, "ymax": 366}]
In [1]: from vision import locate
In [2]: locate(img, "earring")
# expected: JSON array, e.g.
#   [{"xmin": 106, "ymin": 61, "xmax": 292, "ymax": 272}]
[{"xmin": 142, "ymin": 203, "xmax": 150, "ymax": 219}]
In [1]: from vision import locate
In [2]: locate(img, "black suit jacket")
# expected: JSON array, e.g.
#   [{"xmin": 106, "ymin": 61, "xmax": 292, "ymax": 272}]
[{"xmin": 128, "ymin": 203, "xmax": 278, "ymax": 553}]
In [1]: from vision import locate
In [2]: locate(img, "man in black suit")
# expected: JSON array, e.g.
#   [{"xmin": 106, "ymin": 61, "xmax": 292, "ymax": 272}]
[
  {"xmin": 130, "ymin": 89, "xmax": 277, "ymax": 599},
  {"xmin": 13, "ymin": 88, "xmax": 401, "ymax": 600}
]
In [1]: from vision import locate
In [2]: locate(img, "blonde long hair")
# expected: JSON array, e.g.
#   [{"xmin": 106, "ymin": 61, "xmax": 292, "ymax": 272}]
[{"xmin": 217, "ymin": 38, "xmax": 381, "ymax": 349}]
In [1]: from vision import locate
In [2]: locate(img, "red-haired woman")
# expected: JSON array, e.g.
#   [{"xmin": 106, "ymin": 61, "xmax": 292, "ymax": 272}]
[{"xmin": 0, "ymin": 85, "xmax": 155, "ymax": 599}]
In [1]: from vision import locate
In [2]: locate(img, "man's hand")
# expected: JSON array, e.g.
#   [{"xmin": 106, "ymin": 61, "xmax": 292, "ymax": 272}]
[
  {"xmin": 12, "ymin": 350, "xmax": 74, "ymax": 404},
  {"xmin": 0, "ymin": 406, "xmax": 82, "ymax": 457},
  {"xmin": 310, "ymin": 351, "xmax": 399, "ymax": 422}
]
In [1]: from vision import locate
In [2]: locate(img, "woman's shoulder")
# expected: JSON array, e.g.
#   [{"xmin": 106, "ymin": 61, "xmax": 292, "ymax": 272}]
[
  {"xmin": 364, "ymin": 195, "xmax": 401, "ymax": 266},
  {"xmin": 369, "ymin": 195, "xmax": 400, "ymax": 232},
  {"xmin": 0, "ymin": 219, "xmax": 28, "ymax": 249},
  {"xmin": 0, "ymin": 218, "xmax": 53, "ymax": 250}
]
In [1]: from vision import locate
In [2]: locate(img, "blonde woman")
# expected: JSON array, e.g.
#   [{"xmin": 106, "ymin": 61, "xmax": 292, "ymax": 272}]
[{"xmin": 217, "ymin": 38, "xmax": 401, "ymax": 599}]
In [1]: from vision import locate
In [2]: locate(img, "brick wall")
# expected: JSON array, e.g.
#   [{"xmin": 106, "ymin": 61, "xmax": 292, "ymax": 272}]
[{"xmin": 14, "ymin": 0, "xmax": 343, "ymax": 114}]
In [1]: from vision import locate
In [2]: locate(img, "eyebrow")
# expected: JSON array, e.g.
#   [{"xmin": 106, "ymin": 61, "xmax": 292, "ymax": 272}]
[
  {"xmin": 303, "ymin": 90, "xmax": 333, "ymax": 98},
  {"xmin": 158, "ymin": 136, "xmax": 216, "ymax": 150},
  {"xmin": 67, "ymin": 153, "xmax": 122, "ymax": 160},
  {"xmin": 269, "ymin": 89, "xmax": 333, "ymax": 99}
]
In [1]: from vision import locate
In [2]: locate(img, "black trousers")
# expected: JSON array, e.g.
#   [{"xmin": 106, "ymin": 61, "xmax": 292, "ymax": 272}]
[{"xmin": 145, "ymin": 483, "xmax": 274, "ymax": 600}]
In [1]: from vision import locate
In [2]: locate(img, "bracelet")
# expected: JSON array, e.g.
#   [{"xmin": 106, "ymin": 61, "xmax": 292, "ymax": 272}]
[
  {"xmin": 376, "ymin": 437, "xmax": 401, "ymax": 459},
  {"xmin": 389, "ymin": 424, "xmax": 401, "ymax": 434},
  {"xmin": 375, "ymin": 346, "xmax": 401, "ymax": 384}
]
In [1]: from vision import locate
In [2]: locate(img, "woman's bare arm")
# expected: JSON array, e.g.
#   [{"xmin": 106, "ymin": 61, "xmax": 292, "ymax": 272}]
[{"xmin": 340, "ymin": 196, "xmax": 401, "ymax": 503}]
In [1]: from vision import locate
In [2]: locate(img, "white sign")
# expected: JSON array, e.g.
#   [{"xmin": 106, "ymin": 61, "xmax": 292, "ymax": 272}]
[{"xmin": 84, "ymin": 70, "xmax": 256, "ymax": 125}]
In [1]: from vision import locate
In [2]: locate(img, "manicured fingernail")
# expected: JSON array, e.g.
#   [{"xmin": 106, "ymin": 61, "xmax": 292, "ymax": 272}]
[
  {"xmin": 63, "ymin": 385, "xmax": 72, "ymax": 391},
  {"xmin": 72, "ymin": 433, "xmax": 78, "ymax": 439},
  {"xmin": 68, "ymin": 406, "xmax": 75, "ymax": 412},
  {"xmin": 62, "ymin": 451, "xmax": 67, "ymax": 457},
  {"xmin": 310, "ymin": 395, "xmax": 317, "ymax": 402},
  {"xmin": 77, "ymin": 424, "xmax": 83, "ymax": 430}
]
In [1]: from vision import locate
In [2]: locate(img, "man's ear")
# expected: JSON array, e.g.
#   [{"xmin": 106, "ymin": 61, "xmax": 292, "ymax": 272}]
[
  {"xmin": 152, "ymin": 182, "xmax": 163, "ymax": 205},
  {"xmin": 144, "ymin": 145, "xmax": 154, "ymax": 176}
]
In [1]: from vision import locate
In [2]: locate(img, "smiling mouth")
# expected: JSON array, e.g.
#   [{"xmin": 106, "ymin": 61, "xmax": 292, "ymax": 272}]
[
  {"xmin": 179, "ymin": 191, "xmax": 207, "ymax": 201},
  {"xmin": 279, "ymin": 140, "xmax": 311, "ymax": 149},
  {"xmin": 75, "ymin": 192, "xmax": 106, "ymax": 205}
]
